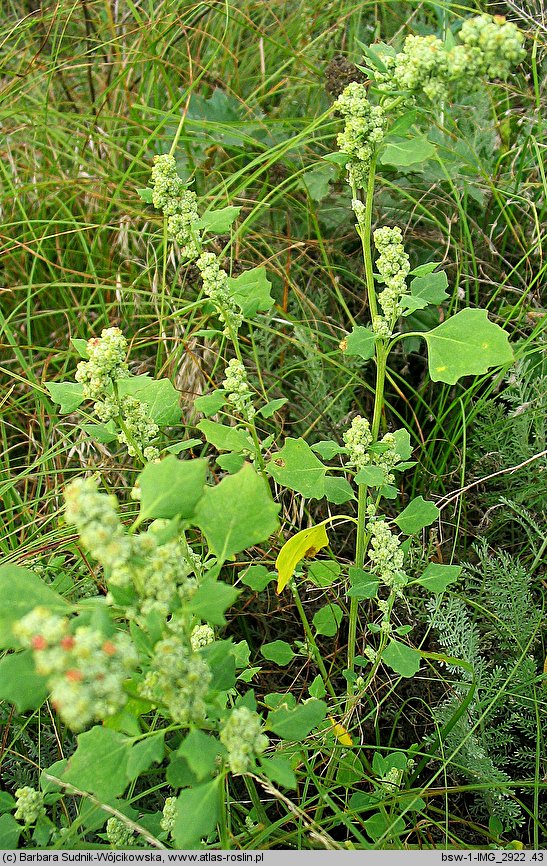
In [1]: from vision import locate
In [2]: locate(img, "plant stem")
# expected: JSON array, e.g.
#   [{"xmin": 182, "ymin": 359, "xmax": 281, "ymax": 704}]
[
  {"xmin": 353, "ymin": 157, "xmax": 378, "ymax": 321},
  {"xmin": 371, "ymin": 340, "xmax": 388, "ymax": 440},
  {"xmin": 225, "ymin": 320, "xmax": 266, "ymax": 474},
  {"xmin": 218, "ymin": 772, "xmax": 230, "ymax": 849},
  {"xmin": 157, "ymin": 216, "xmax": 169, "ymax": 375},
  {"xmin": 290, "ymin": 580, "xmax": 336, "ymax": 699},
  {"xmin": 345, "ymin": 149, "xmax": 390, "ymax": 690},
  {"xmin": 346, "ymin": 481, "xmax": 367, "ymax": 681}
]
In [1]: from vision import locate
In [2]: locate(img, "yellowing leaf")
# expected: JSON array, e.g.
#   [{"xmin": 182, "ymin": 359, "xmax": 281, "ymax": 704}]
[
  {"xmin": 276, "ymin": 524, "xmax": 329, "ymax": 594},
  {"xmin": 328, "ymin": 715, "xmax": 353, "ymax": 746}
]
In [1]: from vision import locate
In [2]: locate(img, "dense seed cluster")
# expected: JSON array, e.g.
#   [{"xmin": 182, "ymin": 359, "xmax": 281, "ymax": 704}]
[
  {"xmin": 372, "ymin": 226, "xmax": 410, "ymax": 336},
  {"xmin": 389, "ymin": 34, "xmax": 450, "ymax": 102},
  {"xmin": 151, "ymin": 154, "xmax": 202, "ymax": 260},
  {"xmin": 116, "ymin": 396, "xmax": 160, "ymax": 462},
  {"xmin": 190, "ymin": 623, "xmax": 215, "ymax": 650},
  {"xmin": 375, "ymin": 14, "xmax": 525, "ymax": 105},
  {"xmin": 64, "ymin": 477, "xmax": 197, "ymax": 619},
  {"xmin": 372, "ymin": 432, "xmax": 400, "ymax": 484},
  {"xmin": 334, "ymin": 82, "xmax": 386, "ymax": 189},
  {"xmin": 75, "ymin": 327, "xmax": 129, "ymax": 401},
  {"xmin": 368, "ymin": 521, "xmax": 407, "ymax": 592},
  {"xmin": 343, "ymin": 417, "xmax": 401, "ymax": 483},
  {"xmin": 458, "ymin": 15, "xmax": 526, "ymax": 80},
  {"xmin": 343, "ymin": 415, "xmax": 374, "ymax": 469},
  {"xmin": 140, "ymin": 636, "xmax": 212, "ymax": 724},
  {"xmin": 75, "ymin": 328, "xmax": 159, "ymax": 462},
  {"xmin": 222, "ymin": 359, "xmax": 256, "ymax": 421},
  {"xmin": 14, "ymin": 787, "xmax": 45, "ymax": 825},
  {"xmin": 219, "ymin": 707, "xmax": 269, "ymax": 774},
  {"xmin": 197, "ymin": 252, "xmax": 242, "ymax": 335},
  {"xmin": 106, "ymin": 817, "xmax": 135, "ymax": 849},
  {"xmin": 14, "ymin": 607, "xmax": 137, "ymax": 730},
  {"xmin": 160, "ymin": 797, "xmax": 177, "ymax": 836}
]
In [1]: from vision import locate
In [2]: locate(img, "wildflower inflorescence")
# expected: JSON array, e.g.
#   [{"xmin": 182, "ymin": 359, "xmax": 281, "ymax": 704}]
[
  {"xmin": 75, "ymin": 327, "xmax": 129, "ymax": 402},
  {"xmin": 371, "ymin": 432, "xmax": 400, "ymax": 484},
  {"xmin": 335, "ymin": 15, "xmax": 525, "ymax": 193},
  {"xmin": 14, "ymin": 787, "xmax": 45, "ymax": 825},
  {"xmin": 64, "ymin": 477, "xmax": 198, "ymax": 620},
  {"xmin": 344, "ymin": 417, "xmax": 402, "ymax": 484},
  {"xmin": 334, "ymin": 82, "xmax": 386, "ymax": 189},
  {"xmin": 372, "ymin": 226, "xmax": 410, "ymax": 336},
  {"xmin": 458, "ymin": 15, "xmax": 526, "ymax": 81},
  {"xmin": 387, "ymin": 34, "xmax": 450, "ymax": 102},
  {"xmin": 222, "ymin": 358, "xmax": 256, "ymax": 421},
  {"xmin": 151, "ymin": 154, "xmax": 201, "ymax": 260},
  {"xmin": 376, "ymin": 14, "xmax": 525, "ymax": 105},
  {"xmin": 140, "ymin": 636, "xmax": 212, "ymax": 724},
  {"xmin": 14, "ymin": 607, "xmax": 138, "ymax": 731},
  {"xmin": 343, "ymin": 416, "xmax": 373, "ymax": 470},
  {"xmin": 75, "ymin": 328, "xmax": 159, "ymax": 462},
  {"xmin": 106, "ymin": 817, "xmax": 135, "ymax": 849},
  {"xmin": 190, "ymin": 623, "xmax": 215, "ymax": 651},
  {"xmin": 150, "ymin": 156, "xmax": 247, "ymax": 336},
  {"xmin": 160, "ymin": 797, "xmax": 177, "ymax": 836},
  {"xmin": 220, "ymin": 707, "xmax": 269, "ymax": 774},
  {"xmin": 368, "ymin": 520, "xmax": 407, "ymax": 593},
  {"xmin": 197, "ymin": 252, "xmax": 242, "ymax": 336}
]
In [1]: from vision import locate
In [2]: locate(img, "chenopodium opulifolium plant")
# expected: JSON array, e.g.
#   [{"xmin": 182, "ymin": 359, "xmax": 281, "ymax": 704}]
[
  {"xmin": 257, "ymin": 11, "xmax": 523, "ymax": 840},
  {"xmin": 0, "ymin": 445, "xmax": 282, "ymax": 847},
  {"xmin": 45, "ymin": 326, "xmax": 181, "ymax": 464},
  {"xmin": 4, "ymin": 13, "xmax": 525, "ymax": 850},
  {"xmin": 3, "ymin": 180, "xmax": 287, "ymax": 847},
  {"xmin": 267, "ymin": 15, "xmax": 522, "ymax": 685}
]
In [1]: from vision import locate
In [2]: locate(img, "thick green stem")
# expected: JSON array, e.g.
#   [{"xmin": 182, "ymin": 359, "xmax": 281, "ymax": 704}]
[
  {"xmin": 371, "ymin": 341, "xmax": 388, "ymax": 440},
  {"xmin": 157, "ymin": 217, "xmax": 169, "ymax": 374},
  {"xmin": 346, "ymin": 343, "xmax": 389, "ymax": 696},
  {"xmin": 218, "ymin": 772, "xmax": 230, "ymax": 849},
  {"xmin": 291, "ymin": 581, "xmax": 336, "ymax": 699},
  {"xmin": 346, "ymin": 482, "xmax": 367, "ymax": 680},
  {"xmin": 224, "ymin": 321, "xmax": 266, "ymax": 475},
  {"xmin": 353, "ymin": 158, "xmax": 378, "ymax": 321}
]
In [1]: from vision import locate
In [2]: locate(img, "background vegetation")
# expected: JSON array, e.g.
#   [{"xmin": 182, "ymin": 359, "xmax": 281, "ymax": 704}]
[{"xmin": 0, "ymin": 0, "xmax": 545, "ymax": 850}]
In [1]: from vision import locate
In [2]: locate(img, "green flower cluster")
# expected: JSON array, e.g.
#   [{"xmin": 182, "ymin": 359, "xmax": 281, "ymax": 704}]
[
  {"xmin": 222, "ymin": 359, "xmax": 256, "ymax": 421},
  {"xmin": 64, "ymin": 477, "xmax": 197, "ymax": 619},
  {"xmin": 151, "ymin": 154, "xmax": 201, "ymax": 260},
  {"xmin": 459, "ymin": 14, "xmax": 527, "ymax": 80},
  {"xmin": 106, "ymin": 817, "xmax": 135, "ymax": 849},
  {"xmin": 116, "ymin": 396, "xmax": 160, "ymax": 463},
  {"xmin": 368, "ymin": 520, "xmax": 407, "ymax": 593},
  {"xmin": 388, "ymin": 34, "xmax": 450, "ymax": 102},
  {"xmin": 160, "ymin": 797, "xmax": 177, "ymax": 836},
  {"xmin": 372, "ymin": 432, "xmax": 400, "ymax": 484},
  {"xmin": 373, "ymin": 226, "xmax": 410, "ymax": 336},
  {"xmin": 190, "ymin": 623, "xmax": 215, "ymax": 650},
  {"xmin": 376, "ymin": 764, "xmax": 404, "ymax": 795},
  {"xmin": 344, "ymin": 417, "xmax": 401, "ymax": 484},
  {"xmin": 75, "ymin": 327, "xmax": 129, "ymax": 401},
  {"xmin": 343, "ymin": 415, "xmax": 373, "ymax": 470},
  {"xmin": 140, "ymin": 636, "xmax": 211, "ymax": 724},
  {"xmin": 334, "ymin": 82, "xmax": 386, "ymax": 189},
  {"xmin": 220, "ymin": 707, "xmax": 269, "ymax": 774},
  {"xmin": 376, "ymin": 14, "xmax": 525, "ymax": 104},
  {"xmin": 197, "ymin": 252, "xmax": 242, "ymax": 335},
  {"xmin": 151, "ymin": 156, "xmax": 249, "ymax": 335},
  {"xmin": 75, "ymin": 328, "xmax": 159, "ymax": 462},
  {"xmin": 14, "ymin": 787, "xmax": 45, "ymax": 825},
  {"xmin": 14, "ymin": 607, "xmax": 137, "ymax": 731}
]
